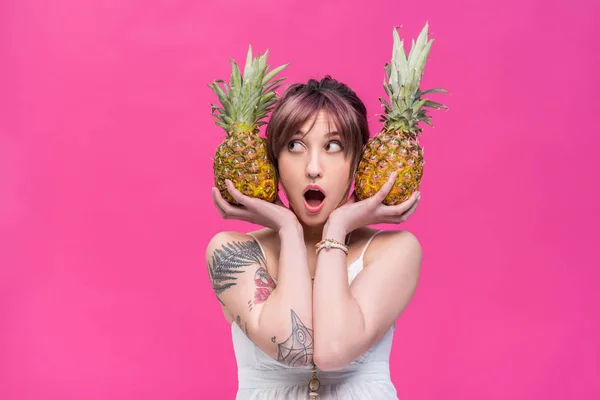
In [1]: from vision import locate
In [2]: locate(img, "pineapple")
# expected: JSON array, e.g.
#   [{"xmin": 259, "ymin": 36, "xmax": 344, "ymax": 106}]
[
  {"xmin": 355, "ymin": 23, "xmax": 447, "ymax": 205},
  {"xmin": 209, "ymin": 45, "xmax": 289, "ymax": 205}
]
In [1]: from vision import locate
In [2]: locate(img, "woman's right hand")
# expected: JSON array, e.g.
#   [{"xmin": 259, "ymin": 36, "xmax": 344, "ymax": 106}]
[
  {"xmin": 212, "ymin": 180, "xmax": 299, "ymax": 232},
  {"xmin": 328, "ymin": 172, "xmax": 421, "ymax": 233}
]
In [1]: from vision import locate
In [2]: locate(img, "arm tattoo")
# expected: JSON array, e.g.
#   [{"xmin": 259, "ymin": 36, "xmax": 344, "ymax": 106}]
[
  {"xmin": 253, "ymin": 267, "xmax": 276, "ymax": 304},
  {"xmin": 276, "ymin": 310, "xmax": 314, "ymax": 367},
  {"xmin": 207, "ymin": 240, "xmax": 266, "ymax": 300}
]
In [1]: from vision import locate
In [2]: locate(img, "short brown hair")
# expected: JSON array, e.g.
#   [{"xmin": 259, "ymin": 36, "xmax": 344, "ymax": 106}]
[{"xmin": 266, "ymin": 76, "xmax": 370, "ymax": 180}]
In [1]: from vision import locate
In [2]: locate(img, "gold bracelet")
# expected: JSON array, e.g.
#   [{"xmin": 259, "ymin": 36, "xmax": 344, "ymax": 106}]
[{"xmin": 315, "ymin": 238, "xmax": 349, "ymax": 256}]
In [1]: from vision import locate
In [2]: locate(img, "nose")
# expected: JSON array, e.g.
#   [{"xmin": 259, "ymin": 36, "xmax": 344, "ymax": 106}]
[{"xmin": 306, "ymin": 149, "xmax": 323, "ymax": 181}]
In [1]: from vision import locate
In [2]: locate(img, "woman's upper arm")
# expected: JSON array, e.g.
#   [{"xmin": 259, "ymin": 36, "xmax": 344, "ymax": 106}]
[
  {"xmin": 205, "ymin": 231, "xmax": 278, "ymax": 354},
  {"xmin": 350, "ymin": 230, "xmax": 422, "ymax": 340}
]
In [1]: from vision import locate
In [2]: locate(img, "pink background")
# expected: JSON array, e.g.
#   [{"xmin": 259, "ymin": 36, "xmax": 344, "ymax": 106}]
[{"xmin": 2, "ymin": 0, "xmax": 599, "ymax": 398}]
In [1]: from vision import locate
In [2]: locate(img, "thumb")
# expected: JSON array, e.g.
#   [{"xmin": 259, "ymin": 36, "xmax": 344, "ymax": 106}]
[{"xmin": 375, "ymin": 172, "xmax": 398, "ymax": 202}]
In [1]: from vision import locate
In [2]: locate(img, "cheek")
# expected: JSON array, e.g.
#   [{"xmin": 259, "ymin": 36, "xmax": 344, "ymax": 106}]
[
  {"xmin": 332, "ymin": 157, "xmax": 353, "ymax": 179},
  {"xmin": 278, "ymin": 153, "xmax": 307, "ymax": 175},
  {"xmin": 278, "ymin": 165, "xmax": 295, "ymax": 186},
  {"xmin": 277, "ymin": 160, "xmax": 301, "ymax": 194},
  {"xmin": 328, "ymin": 160, "xmax": 353, "ymax": 198}
]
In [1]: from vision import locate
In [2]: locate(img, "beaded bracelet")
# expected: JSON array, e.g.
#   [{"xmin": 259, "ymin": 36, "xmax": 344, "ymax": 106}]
[{"xmin": 315, "ymin": 238, "xmax": 349, "ymax": 256}]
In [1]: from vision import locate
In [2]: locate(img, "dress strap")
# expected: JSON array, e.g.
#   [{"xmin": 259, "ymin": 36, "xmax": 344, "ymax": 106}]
[
  {"xmin": 359, "ymin": 230, "xmax": 383, "ymax": 260},
  {"xmin": 246, "ymin": 232, "xmax": 267, "ymax": 264}
]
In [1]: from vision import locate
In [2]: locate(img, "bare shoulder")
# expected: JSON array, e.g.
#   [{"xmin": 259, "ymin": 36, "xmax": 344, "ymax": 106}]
[
  {"xmin": 205, "ymin": 229, "xmax": 272, "ymax": 259},
  {"xmin": 205, "ymin": 231, "xmax": 270, "ymax": 284},
  {"xmin": 364, "ymin": 229, "xmax": 422, "ymax": 271},
  {"xmin": 206, "ymin": 230, "xmax": 254, "ymax": 251},
  {"xmin": 381, "ymin": 229, "xmax": 422, "ymax": 252}
]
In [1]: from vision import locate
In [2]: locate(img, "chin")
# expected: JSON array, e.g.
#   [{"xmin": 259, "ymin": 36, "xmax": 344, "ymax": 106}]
[{"xmin": 296, "ymin": 205, "xmax": 336, "ymax": 228}]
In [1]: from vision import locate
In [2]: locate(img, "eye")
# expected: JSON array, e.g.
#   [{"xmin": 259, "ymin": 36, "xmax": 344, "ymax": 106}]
[
  {"xmin": 287, "ymin": 140, "xmax": 304, "ymax": 152},
  {"xmin": 325, "ymin": 140, "xmax": 343, "ymax": 152}
]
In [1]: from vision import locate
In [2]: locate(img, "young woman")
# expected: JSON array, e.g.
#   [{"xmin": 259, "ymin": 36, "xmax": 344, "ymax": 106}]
[{"xmin": 207, "ymin": 76, "xmax": 422, "ymax": 399}]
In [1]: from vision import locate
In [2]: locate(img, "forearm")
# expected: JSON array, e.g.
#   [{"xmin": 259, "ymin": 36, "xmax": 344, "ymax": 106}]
[
  {"xmin": 312, "ymin": 221, "xmax": 367, "ymax": 366},
  {"xmin": 257, "ymin": 222, "xmax": 314, "ymax": 365}
]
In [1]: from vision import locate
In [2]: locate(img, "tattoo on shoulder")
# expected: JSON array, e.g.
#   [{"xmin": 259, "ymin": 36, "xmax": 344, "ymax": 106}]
[
  {"xmin": 276, "ymin": 310, "xmax": 314, "ymax": 367},
  {"xmin": 207, "ymin": 239, "xmax": 266, "ymax": 301}
]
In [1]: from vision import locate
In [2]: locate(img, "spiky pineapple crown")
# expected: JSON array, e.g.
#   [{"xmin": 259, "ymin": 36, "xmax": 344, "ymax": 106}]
[
  {"xmin": 380, "ymin": 23, "xmax": 447, "ymax": 137},
  {"xmin": 208, "ymin": 45, "xmax": 290, "ymax": 135}
]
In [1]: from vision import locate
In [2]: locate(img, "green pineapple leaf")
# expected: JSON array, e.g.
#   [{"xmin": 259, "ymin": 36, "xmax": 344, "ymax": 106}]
[
  {"xmin": 423, "ymin": 100, "xmax": 447, "ymax": 110},
  {"xmin": 209, "ymin": 46, "xmax": 290, "ymax": 133},
  {"xmin": 381, "ymin": 22, "xmax": 446, "ymax": 134},
  {"xmin": 421, "ymin": 88, "xmax": 447, "ymax": 95}
]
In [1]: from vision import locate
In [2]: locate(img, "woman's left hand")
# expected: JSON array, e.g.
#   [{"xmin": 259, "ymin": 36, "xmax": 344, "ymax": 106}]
[
  {"xmin": 212, "ymin": 180, "xmax": 299, "ymax": 232},
  {"xmin": 328, "ymin": 172, "xmax": 421, "ymax": 233}
]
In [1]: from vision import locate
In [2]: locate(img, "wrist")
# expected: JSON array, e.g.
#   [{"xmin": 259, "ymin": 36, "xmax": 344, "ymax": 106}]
[
  {"xmin": 323, "ymin": 216, "xmax": 349, "ymax": 242},
  {"xmin": 278, "ymin": 220, "xmax": 303, "ymax": 237}
]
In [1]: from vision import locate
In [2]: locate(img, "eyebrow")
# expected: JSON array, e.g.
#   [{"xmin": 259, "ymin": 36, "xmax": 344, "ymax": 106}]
[{"xmin": 295, "ymin": 130, "xmax": 341, "ymax": 137}]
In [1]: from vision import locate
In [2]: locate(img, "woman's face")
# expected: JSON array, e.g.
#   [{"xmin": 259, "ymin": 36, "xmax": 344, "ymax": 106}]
[{"xmin": 278, "ymin": 109, "xmax": 353, "ymax": 227}]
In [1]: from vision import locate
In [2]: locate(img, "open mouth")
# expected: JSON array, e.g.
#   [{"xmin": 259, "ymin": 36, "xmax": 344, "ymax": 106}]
[{"xmin": 303, "ymin": 188, "xmax": 326, "ymax": 213}]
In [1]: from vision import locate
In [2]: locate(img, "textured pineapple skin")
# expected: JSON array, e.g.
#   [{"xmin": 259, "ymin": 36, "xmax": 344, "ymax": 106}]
[
  {"xmin": 213, "ymin": 132, "xmax": 278, "ymax": 205},
  {"xmin": 355, "ymin": 131, "xmax": 424, "ymax": 205}
]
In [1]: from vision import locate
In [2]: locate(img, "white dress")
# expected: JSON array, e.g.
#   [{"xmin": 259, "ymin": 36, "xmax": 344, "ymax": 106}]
[{"xmin": 232, "ymin": 231, "xmax": 399, "ymax": 399}]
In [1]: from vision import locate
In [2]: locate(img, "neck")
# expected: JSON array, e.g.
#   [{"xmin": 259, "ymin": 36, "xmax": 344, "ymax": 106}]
[
  {"xmin": 300, "ymin": 220, "xmax": 350, "ymax": 247},
  {"xmin": 300, "ymin": 221, "xmax": 324, "ymax": 247},
  {"xmin": 300, "ymin": 222, "xmax": 326, "ymax": 281}
]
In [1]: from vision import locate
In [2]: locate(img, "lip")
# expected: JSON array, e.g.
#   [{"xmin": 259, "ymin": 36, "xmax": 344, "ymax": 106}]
[
  {"xmin": 304, "ymin": 197, "xmax": 325, "ymax": 213},
  {"xmin": 303, "ymin": 184, "xmax": 326, "ymax": 214},
  {"xmin": 303, "ymin": 184, "xmax": 326, "ymax": 197}
]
